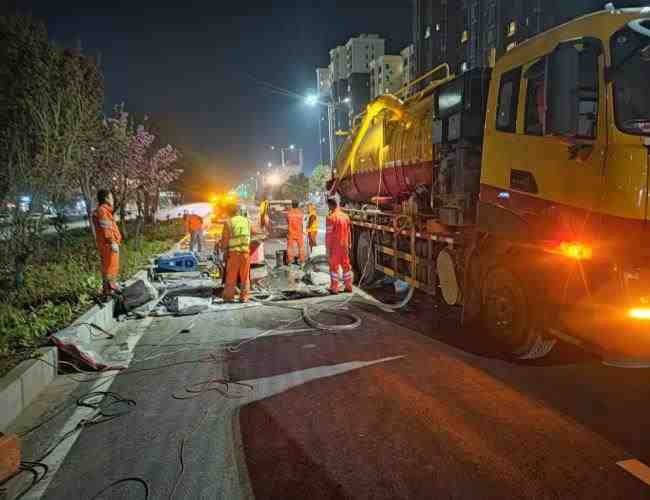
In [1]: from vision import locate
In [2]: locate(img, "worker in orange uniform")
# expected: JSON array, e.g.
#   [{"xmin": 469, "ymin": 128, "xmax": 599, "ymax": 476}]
[
  {"xmin": 286, "ymin": 200, "xmax": 305, "ymax": 265},
  {"xmin": 219, "ymin": 204, "xmax": 252, "ymax": 302},
  {"xmin": 307, "ymin": 203, "xmax": 319, "ymax": 253},
  {"xmin": 92, "ymin": 189, "xmax": 122, "ymax": 298},
  {"xmin": 184, "ymin": 211, "xmax": 203, "ymax": 254},
  {"xmin": 325, "ymin": 197, "xmax": 353, "ymax": 294}
]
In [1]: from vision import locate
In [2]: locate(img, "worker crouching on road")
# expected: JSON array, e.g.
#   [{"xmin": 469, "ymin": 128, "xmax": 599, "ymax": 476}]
[
  {"xmin": 220, "ymin": 204, "xmax": 252, "ymax": 302},
  {"xmin": 184, "ymin": 211, "xmax": 203, "ymax": 254},
  {"xmin": 286, "ymin": 200, "xmax": 305, "ymax": 265},
  {"xmin": 326, "ymin": 197, "xmax": 352, "ymax": 294},
  {"xmin": 92, "ymin": 189, "xmax": 122, "ymax": 298},
  {"xmin": 307, "ymin": 203, "xmax": 318, "ymax": 252}
]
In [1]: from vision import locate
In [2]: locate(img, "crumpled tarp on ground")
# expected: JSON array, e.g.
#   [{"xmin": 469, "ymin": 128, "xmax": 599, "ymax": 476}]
[
  {"xmin": 51, "ymin": 323, "xmax": 125, "ymax": 371},
  {"xmin": 51, "ymin": 279, "xmax": 161, "ymax": 371}
]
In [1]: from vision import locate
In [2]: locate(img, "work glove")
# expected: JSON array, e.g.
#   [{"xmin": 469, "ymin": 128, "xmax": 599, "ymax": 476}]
[{"xmin": 111, "ymin": 242, "xmax": 120, "ymax": 254}]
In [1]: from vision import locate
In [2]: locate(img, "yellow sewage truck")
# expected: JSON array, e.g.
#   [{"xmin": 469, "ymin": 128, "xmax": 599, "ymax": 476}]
[{"xmin": 333, "ymin": 7, "xmax": 650, "ymax": 364}]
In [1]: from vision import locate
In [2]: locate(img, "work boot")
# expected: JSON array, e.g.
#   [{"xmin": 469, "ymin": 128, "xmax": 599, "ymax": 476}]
[
  {"xmin": 329, "ymin": 289, "xmax": 339, "ymax": 295},
  {"xmin": 344, "ymin": 287, "xmax": 353, "ymax": 294}
]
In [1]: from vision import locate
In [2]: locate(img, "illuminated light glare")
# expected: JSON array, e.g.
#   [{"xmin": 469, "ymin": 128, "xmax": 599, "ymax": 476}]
[
  {"xmin": 267, "ymin": 173, "xmax": 281, "ymax": 186},
  {"xmin": 629, "ymin": 308, "xmax": 650, "ymax": 320},
  {"xmin": 306, "ymin": 95, "xmax": 318, "ymax": 106},
  {"xmin": 558, "ymin": 242, "xmax": 592, "ymax": 260}
]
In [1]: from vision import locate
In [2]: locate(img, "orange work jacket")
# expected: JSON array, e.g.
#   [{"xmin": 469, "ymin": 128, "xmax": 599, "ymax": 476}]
[
  {"xmin": 185, "ymin": 214, "xmax": 203, "ymax": 232},
  {"xmin": 93, "ymin": 203, "xmax": 122, "ymax": 248},
  {"xmin": 325, "ymin": 208, "xmax": 351, "ymax": 254},
  {"xmin": 286, "ymin": 208, "xmax": 304, "ymax": 239}
]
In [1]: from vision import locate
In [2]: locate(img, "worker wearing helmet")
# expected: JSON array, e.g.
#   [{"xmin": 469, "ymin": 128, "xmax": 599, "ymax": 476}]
[
  {"xmin": 307, "ymin": 203, "xmax": 318, "ymax": 251},
  {"xmin": 325, "ymin": 197, "xmax": 352, "ymax": 294},
  {"xmin": 220, "ymin": 203, "xmax": 251, "ymax": 302},
  {"xmin": 286, "ymin": 200, "xmax": 305, "ymax": 265},
  {"xmin": 92, "ymin": 189, "xmax": 122, "ymax": 297}
]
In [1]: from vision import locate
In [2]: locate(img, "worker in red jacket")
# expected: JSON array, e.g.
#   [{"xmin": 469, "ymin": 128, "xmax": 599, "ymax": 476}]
[
  {"xmin": 92, "ymin": 189, "xmax": 122, "ymax": 297},
  {"xmin": 286, "ymin": 200, "xmax": 305, "ymax": 265},
  {"xmin": 325, "ymin": 197, "xmax": 352, "ymax": 294}
]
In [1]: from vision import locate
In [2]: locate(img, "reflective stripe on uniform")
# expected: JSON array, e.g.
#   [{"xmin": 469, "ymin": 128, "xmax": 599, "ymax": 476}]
[{"xmin": 98, "ymin": 219, "xmax": 112, "ymax": 228}]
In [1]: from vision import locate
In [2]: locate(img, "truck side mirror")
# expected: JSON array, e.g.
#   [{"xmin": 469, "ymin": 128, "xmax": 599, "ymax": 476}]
[{"xmin": 547, "ymin": 44, "xmax": 580, "ymax": 137}]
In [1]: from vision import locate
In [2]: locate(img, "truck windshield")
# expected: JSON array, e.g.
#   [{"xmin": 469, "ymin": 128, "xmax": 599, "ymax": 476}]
[{"xmin": 610, "ymin": 20, "xmax": 650, "ymax": 135}]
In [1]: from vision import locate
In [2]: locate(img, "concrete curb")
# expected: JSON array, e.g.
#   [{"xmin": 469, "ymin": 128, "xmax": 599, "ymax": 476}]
[
  {"xmin": 0, "ymin": 267, "xmax": 151, "ymax": 433},
  {"xmin": 0, "ymin": 347, "xmax": 58, "ymax": 432},
  {"xmin": 0, "ymin": 229, "xmax": 191, "ymax": 432}
]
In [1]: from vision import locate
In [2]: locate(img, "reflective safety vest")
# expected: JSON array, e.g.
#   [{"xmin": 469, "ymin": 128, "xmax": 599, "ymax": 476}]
[
  {"xmin": 307, "ymin": 208, "xmax": 318, "ymax": 234},
  {"xmin": 226, "ymin": 215, "xmax": 251, "ymax": 253}
]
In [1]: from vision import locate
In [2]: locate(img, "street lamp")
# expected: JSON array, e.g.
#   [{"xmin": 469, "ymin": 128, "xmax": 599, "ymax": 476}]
[
  {"xmin": 289, "ymin": 144, "xmax": 295, "ymax": 150},
  {"xmin": 267, "ymin": 162, "xmax": 272, "ymax": 168}
]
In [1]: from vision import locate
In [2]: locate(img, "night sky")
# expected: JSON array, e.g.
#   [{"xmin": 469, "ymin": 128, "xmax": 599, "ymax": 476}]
[{"xmin": 8, "ymin": 1, "xmax": 412, "ymax": 186}]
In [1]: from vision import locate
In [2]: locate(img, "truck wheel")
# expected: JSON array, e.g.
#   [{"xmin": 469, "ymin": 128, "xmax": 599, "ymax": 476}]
[
  {"xmin": 355, "ymin": 230, "xmax": 380, "ymax": 285},
  {"xmin": 481, "ymin": 265, "xmax": 555, "ymax": 360}
]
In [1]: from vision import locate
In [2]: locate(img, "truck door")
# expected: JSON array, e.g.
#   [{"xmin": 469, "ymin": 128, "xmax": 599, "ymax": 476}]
[{"xmin": 513, "ymin": 42, "xmax": 606, "ymax": 241}]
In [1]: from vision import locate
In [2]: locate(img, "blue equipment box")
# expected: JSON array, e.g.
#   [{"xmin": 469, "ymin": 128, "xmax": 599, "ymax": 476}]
[{"xmin": 154, "ymin": 252, "xmax": 198, "ymax": 273}]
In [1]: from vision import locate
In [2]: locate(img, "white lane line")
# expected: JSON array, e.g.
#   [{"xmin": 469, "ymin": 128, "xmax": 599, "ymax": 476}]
[
  {"xmin": 24, "ymin": 316, "xmax": 153, "ymax": 499},
  {"xmin": 617, "ymin": 459, "xmax": 650, "ymax": 486}
]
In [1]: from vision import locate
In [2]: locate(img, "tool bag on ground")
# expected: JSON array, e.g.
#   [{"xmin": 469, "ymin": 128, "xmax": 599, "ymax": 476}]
[{"xmin": 114, "ymin": 279, "xmax": 158, "ymax": 316}]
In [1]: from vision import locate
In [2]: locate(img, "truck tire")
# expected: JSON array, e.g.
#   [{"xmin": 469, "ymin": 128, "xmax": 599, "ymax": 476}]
[
  {"xmin": 480, "ymin": 264, "xmax": 555, "ymax": 360},
  {"xmin": 355, "ymin": 230, "xmax": 380, "ymax": 285}
]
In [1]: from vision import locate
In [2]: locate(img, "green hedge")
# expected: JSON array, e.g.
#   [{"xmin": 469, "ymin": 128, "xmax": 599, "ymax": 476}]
[{"xmin": 0, "ymin": 220, "xmax": 183, "ymax": 376}]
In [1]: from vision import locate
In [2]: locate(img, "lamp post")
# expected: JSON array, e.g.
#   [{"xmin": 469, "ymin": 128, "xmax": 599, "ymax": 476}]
[{"xmin": 307, "ymin": 94, "xmax": 350, "ymax": 175}]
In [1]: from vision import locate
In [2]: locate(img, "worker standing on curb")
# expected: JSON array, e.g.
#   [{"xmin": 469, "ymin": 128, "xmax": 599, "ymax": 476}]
[
  {"xmin": 286, "ymin": 200, "xmax": 305, "ymax": 265},
  {"xmin": 92, "ymin": 189, "xmax": 122, "ymax": 298},
  {"xmin": 184, "ymin": 211, "xmax": 203, "ymax": 254},
  {"xmin": 326, "ymin": 197, "xmax": 352, "ymax": 294},
  {"xmin": 220, "ymin": 204, "xmax": 251, "ymax": 302},
  {"xmin": 307, "ymin": 203, "xmax": 318, "ymax": 254}
]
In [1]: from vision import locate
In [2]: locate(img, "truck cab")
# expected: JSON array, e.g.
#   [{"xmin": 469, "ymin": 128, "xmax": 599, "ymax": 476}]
[{"xmin": 478, "ymin": 8, "xmax": 650, "ymax": 363}]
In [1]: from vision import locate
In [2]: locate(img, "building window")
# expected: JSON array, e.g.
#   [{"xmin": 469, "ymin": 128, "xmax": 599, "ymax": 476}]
[
  {"xmin": 487, "ymin": 28, "xmax": 495, "ymax": 45},
  {"xmin": 487, "ymin": 2, "xmax": 496, "ymax": 27},
  {"xmin": 507, "ymin": 21, "xmax": 517, "ymax": 37},
  {"xmin": 496, "ymin": 67, "xmax": 522, "ymax": 133}
]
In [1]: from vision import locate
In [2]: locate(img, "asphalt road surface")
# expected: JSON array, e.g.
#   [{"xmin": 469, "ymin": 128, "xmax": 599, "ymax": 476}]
[{"xmin": 8, "ymin": 229, "xmax": 650, "ymax": 499}]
